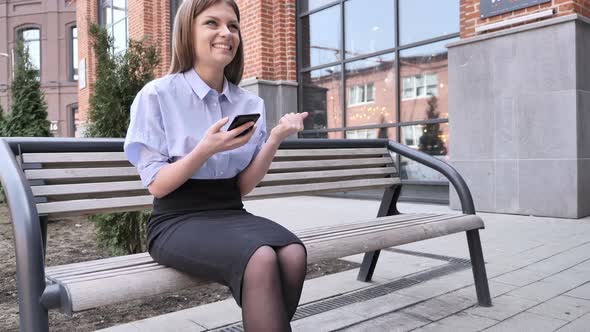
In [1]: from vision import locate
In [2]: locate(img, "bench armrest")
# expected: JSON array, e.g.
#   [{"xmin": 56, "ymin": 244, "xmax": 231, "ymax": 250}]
[
  {"xmin": 0, "ymin": 139, "xmax": 47, "ymax": 310},
  {"xmin": 387, "ymin": 140, "xmax": 475, "ymax": 215}
]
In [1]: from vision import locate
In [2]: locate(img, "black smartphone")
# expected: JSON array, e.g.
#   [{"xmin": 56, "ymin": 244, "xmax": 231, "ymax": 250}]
[{"xmin": 227, "ymin": 113, "xmax": 261, "ymax": 137}]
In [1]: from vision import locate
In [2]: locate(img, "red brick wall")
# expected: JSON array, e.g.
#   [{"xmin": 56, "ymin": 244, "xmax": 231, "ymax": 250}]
[
  {"xmin": 128, "ymin": 0, "xmax": 171, "ymax": 77},
  {"xmin": 237, "ymin": 0, "xmax": 297, "ymax": 81},
  {"xmin": 461, "ymin": 0, "xmax": 590, "ymax": 38},
  {"xmin": 76, "ymin": 0, "xmax": 296, "ymax": 121},
  {"xmin": 76, "ymin": 0, "xmax": 98, "ymax": 127}
]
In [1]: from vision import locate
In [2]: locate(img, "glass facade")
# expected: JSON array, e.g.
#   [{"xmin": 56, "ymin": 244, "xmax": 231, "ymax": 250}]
[
  {"xmin": 298, "ymin": 0, "xmax": 459, "ymax": 182},
  {"xmin": 100, "ymin": 0, "xmax": 128, "ymax": 53}
]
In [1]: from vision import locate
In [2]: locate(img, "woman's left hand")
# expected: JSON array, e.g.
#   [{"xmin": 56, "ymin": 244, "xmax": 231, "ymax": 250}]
[{"xmin": 269, "ymin": 112, "xmax": 309, "ymax": 143}]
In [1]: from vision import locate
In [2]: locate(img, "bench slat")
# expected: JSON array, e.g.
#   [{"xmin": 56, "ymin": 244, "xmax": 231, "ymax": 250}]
[
  {"xmin": 45, "ymin": 214, "xmax": 437, "ymax": 278},
  {"xmin": 48, "ymin": 214, "xmax": 455, "ymax": 283},
  {"xmin": 269, "ymin": 157, "xmax": 393, "ymax": 171},
  {"xmin": 48, "ymin": 213, "xmax": 483, "ymax": 313},
  {"xmin": 25, "ymin": 157, "xmax": 393, "ymax": 182},
  {"xmin": 23, "ymin": 148, "xmax": 388, "ymax": 164},
  {"xmin": 30, "ymin": 167, "xmax": 397, "ymax": 197},
  {"xmin": 25, "ymin": 167, "xmax": 138, "ymax": 180},
  {"xmin": 248, "ymin": 178, "xmax": 398, "ymax": 199},
  {"xmin": 36, "ymin": 178, "xmax": 398, "ymax": 217}
]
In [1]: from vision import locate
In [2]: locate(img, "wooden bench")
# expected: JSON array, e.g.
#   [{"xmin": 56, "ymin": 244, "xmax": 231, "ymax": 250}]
[{"xmin": 0, "ymin": 137, "xmax": 491, "ymax": 332}]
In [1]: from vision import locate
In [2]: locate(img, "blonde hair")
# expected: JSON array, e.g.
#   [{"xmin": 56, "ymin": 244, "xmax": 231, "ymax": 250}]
[{"xmin": 168, "ymin": 0, "xmax": 244, "ymax": 84}]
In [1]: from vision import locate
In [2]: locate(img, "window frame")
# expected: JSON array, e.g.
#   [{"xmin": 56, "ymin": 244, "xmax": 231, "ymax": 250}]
[
  {"xmin": 347, "ymin": 82, "xmax": 375, "ymax": 106},
  {"xmin": 401, "ymin": 73, "xmax": 438, "ymax": 100},
  {"xmin": 98, "ymin": 0, "xmax": 129, "ymax": 54},
  {"xmin": 297, "ymin": 0, "xmax": 457, "ymax": 135},
  {"xmin": 14, "ymin": 25, "xmax": 42, "ymax": 78},
  {"xmin": 67, "ymin": 23, "xmax": 78, "ymax": 82}
]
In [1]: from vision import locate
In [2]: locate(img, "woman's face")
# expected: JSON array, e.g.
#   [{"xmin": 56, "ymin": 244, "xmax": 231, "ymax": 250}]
[{"xmin": 193, "ymin": 2, "xmax": 240, "ymax": 70}]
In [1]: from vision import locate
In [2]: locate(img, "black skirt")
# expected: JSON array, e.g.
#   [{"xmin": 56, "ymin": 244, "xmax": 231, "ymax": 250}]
[{"xmin": 146, "ymin": 176, "xmax": 304, "ymax": 306}]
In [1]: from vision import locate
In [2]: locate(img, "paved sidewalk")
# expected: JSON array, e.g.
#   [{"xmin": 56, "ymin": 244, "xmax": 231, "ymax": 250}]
[{"xmin": 100, "ymin": 196, "xmax": 590, "ymax": 332}]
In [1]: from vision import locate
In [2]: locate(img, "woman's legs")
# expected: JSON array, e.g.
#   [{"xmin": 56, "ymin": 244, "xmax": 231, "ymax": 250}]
[
  {"xmin": 276, "ymin": 244, "xmax": 307, "ymax": 320},
  {"xmin": 242, "ymin": 246, "xmax": 291, "ymax": 331}
]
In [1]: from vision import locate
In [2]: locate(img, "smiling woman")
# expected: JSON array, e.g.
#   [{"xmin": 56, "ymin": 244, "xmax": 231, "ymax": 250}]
[{"xmin": 125, "ymin": 1, "xmax": 309, "ymax": 331}]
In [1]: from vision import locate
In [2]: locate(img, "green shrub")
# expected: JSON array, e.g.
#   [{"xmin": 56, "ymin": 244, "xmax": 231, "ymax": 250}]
[{"xmin": 86, "ymin": 23, "xmax": 159, "ymax": 255}]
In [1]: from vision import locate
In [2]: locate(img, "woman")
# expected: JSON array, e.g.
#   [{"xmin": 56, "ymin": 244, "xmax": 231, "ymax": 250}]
[{"xmin": 124, "ymin": 0, "xmax": 308, "ymax": 330}]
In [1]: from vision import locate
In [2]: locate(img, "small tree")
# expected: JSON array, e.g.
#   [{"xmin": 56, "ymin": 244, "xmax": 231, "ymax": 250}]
[
  {"xmin": 418, "ymin": 95, "xmax": 447, "ymax": 156},
  {"xmin": 0, "ymin": 100, "xmax": 5, "ymax": 136},
  {"xmin": 86, "ymin": 23, "xmax": 159, "ymax": 255},
  {"xmin": 4, "ymin": 38, "xmax": 51, "ymax": 137},
  {"xmin": 0, "ymin": 100, "xmax": 4, "ymax": 204}
]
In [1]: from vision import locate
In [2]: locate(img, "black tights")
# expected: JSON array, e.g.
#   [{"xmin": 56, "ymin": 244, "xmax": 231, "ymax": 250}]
[{"xmin": 241, "ymin": 244, "xmax": 307, "ymax": 332}]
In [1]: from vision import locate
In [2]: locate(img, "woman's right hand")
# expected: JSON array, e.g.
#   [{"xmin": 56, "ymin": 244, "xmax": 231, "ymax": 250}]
[{"xmin": 197, "ymin": 117, "xmax": 256, "ymax": 156}]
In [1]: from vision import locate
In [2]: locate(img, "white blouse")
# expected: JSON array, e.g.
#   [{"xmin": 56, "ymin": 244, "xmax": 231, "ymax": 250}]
[{"xmin": 124, "ymin": 69, "xmax": 267, "ymax": 187}]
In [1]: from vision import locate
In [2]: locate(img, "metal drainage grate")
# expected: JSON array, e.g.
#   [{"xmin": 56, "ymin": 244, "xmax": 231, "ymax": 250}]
[{"xmin": 213, "ymin": 259, "xmax": 470, "ymax": 332}]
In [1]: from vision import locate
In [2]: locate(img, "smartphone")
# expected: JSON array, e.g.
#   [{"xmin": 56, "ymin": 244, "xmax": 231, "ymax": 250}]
[{"xmin": 227, "ymin": 113, "xmax": 261, "ymax": 137}]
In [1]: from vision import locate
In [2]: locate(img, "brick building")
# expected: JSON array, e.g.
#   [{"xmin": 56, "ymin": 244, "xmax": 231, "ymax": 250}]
[
  {"xmin": 0, "ymin": 0, "xmax": 78, "ymax": 137},
  {"xmin": 65, "ymin": 0, "xmax": 590, "ymax": 217}
]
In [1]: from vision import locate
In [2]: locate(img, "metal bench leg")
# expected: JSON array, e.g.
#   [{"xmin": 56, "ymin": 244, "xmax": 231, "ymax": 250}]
[
  {"xmin": 357, "ymin": 250, "xmax": 381, "ymax": 281},
  {"xmin": 466, "ymin": 229, "xmax": 492, "ymax": 307},
  {"xmin": 357, "ymin": 184, "xmax": 401, "ymax": 282}
]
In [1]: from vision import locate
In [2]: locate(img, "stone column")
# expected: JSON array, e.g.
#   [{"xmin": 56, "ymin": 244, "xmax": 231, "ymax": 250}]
[{"xmin": 448, "ymin": 14, "xmax": 590, "ymax": 218}]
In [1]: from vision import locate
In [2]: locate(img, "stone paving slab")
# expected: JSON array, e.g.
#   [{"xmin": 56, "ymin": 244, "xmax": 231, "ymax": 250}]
[
  {"xmin": 465, "ymin": 294, "xmax": 541, "ymax": 321},
  {"xmin": 527, "ymin": 295, "xmax": 590, "ymax": 322},
  {"xmin": 565, "ymin": 282, "xmax": 590, "ymax": 300},
  {"xmin": 341, "ymin": 251, "xmax": 447, "ymax": 281},
  {"xmin": 400, "ymin": 291, "xmax": 476, "ymax": 321},
  {"xmin": 413, "ymin": 311, "xmax": 498, "ymax": 332},
  {"xmin": 484, "ymin": 311, "xmax": 569, "ymax": 332},
  {"xmin": 340, "ymin": 311, "xmax": 429, "ymax": 332},
  {"xmin": 555, "ymin": 312, "xmax": 590, "ymax": 331}
]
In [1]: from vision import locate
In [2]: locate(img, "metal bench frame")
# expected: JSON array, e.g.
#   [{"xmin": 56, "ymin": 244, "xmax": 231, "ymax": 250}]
[{"xmin": 0, "ymin": 137, "xmax": 491, "ymax": 332}]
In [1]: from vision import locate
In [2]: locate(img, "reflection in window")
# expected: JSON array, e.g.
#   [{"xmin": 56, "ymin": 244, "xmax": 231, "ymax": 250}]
[
  {"xmin": 399, "ymin": 0, "xmax": 459, "ymax": 45},
  {"xmin": 18, "ymin": 28, "xmax": 41, "ymax": 74},
  {"xmin": 401, "ymin": 74, "xmax": 437, "ymax": 100},
  {"xmin": 301, "ymin": 66, "xmax": 343, "ymax": 138},
  {"xmin": 344, "ymin": 53, "xmax": 396, "ymax": 137},
  {"xmin": 300, "ymin": 0, "xmax": 337, "ymax": 13},
  {"xmin": 70, "ymin": 26, "xmax": 78, "ymax": 81},
  {"xmin": 300, "ymin": 5, "xmax": 340, "ymax": 68},
  {"xmin": 400, "ymin": 123, "xmax": 449, "ymax": 181},
  {"xmin": 101, "ymin": 0, "xmax": 128, "ymax": 53},
  {"xmin": 400, "ymin": 39, "xmax": 455, "ymax": 123},
  {"xmin": 345, "ymin": 0, "xmax": 395, "ymax": 58},
  {"xmin": 348, "ymin": 83, "xmax": 374, "ymax": 106},
  {"xmin": 346, "ymin": 129, "xmax": 378, "ymax": 139}
]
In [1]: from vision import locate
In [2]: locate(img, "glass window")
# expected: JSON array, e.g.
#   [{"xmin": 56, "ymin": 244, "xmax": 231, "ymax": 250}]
[
  {"xmin": 299, "ymin": 0, "xmax": 338, "ymax": 13},
  {"xmin": 300, "ymin": 5, "xmax": 340, "ymax": 68},
  {"xmin": 69, "ymin": 104, "xmax": 79, "ymax": 137},
  {"xmin": 345, "ymin": 0, "xmax": 395, "ymax": 58},
  {"xmin": 400, "ymin": 122, "xmax": 449, "ymax": 180},
  {"xmin": 400, "ymin": 39, "xmax": 455, "ymax": 122},
  {"xmin": 297, "ymin": 0, "xmax": 458, "ymax": 186},
  {"xmin": 70, "ymin": 26, "xmax": 78, "ymax": 81},
  {"xmin": 345, "ymin": 53, "xmax": 396, "ymax": 137},
  {"xmin": 346, "ymin": 128, "xmax": 378, "ymax": 139},
  {"xmin": 301, "ymin": 66, "xmax": 343, "ymax": 139},
  {"xmin": 19, "ymin": 28, "xmax": 41, "ymax": 73},
  {"xmin": 399, "ymin": 0, "xmax": 459, "ymax": 45},
  {"xmin": 101, "ymin": 0, "xmax": 128, "ymax": 53}
]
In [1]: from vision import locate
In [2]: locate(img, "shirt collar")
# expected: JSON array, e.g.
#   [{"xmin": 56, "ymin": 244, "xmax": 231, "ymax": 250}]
[{"xmin": 183, "ymin": 68, "xmax": 234, "ymax": 104}]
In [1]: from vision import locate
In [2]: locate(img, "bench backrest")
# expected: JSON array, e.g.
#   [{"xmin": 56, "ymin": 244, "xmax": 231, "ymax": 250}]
[{"xmin": 21, "ymin": 147, "xmax": 398, "ymax": 219}]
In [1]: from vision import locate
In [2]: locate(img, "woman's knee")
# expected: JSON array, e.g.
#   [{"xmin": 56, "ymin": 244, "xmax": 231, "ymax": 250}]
[
  {"xmin": 277, "ymin": 244, "xmax": 307, "ymax": 267},
  {"xmin": 246, "ymin": 245, "xmax": 279, "ymax": 273}
]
